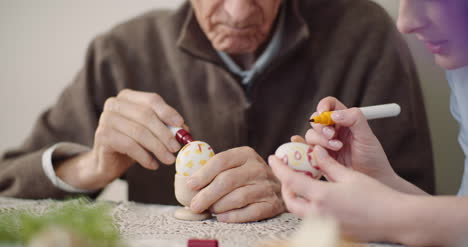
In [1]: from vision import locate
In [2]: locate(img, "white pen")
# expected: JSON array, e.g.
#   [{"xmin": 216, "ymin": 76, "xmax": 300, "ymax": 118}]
[{"xmin": 309, "ymin": 103, "xmax": 401, "ymax": 125}]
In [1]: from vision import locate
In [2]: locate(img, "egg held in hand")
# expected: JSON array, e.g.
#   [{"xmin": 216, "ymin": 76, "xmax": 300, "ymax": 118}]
[
  {"xmin": 173, "ymin": 141, "xmax": 215, "ymax": 221},
  {"xmin": 175, "ymin": 141, "xmax": 215, "ymax": 176},
  {"xmin": 274, "ymin": 142, "xmax": 322, "ymax": 179}
]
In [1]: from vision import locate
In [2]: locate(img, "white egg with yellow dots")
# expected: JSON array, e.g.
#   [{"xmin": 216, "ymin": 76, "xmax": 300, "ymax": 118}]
[
  {"xmin": 274, "ymin": 142, "xmax": 322, "ymax": 179},
  {"xmin": 175, "ymin": 141, "xmax": 215, "ymax": 176},
  {"xmin": 174, "ymin": 141, "xmax": 215, "ymax": 221}
]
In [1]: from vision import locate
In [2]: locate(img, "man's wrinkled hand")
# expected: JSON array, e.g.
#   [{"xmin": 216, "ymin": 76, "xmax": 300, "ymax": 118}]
[
  {"xmin": 186, "ymin": 146, "xmax": 285, "ymax": 223},
  {"xmin": 56, "ymin": 89, "xmax": 184, "ymax": 191}
]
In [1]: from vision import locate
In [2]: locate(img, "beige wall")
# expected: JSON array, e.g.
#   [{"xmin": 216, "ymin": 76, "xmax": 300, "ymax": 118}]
[{"xmin": 0, "ymin": 0, "xmax": 463, "ymax": 195}]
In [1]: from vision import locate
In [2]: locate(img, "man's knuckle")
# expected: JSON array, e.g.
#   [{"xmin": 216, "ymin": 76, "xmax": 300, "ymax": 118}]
[
  {"xmin": 263, "ymin": 181, "xmax": 279, "ymax": 195},
  {"xmin": 129, "ymin": 125, "xmax": 145, "ymax": 140},
  {"xmin": 121, "ymin": 138, "xmax": 136, "ymax": 152},
  {"xmin": 138, "ymin": 107, "xmax": 154, "ymax": 122},
  {"xmin": 210, "ymin": 154, "xmax": 227, "ymax": 168},
  {"xmin": 95, "ymin": 126, "xmax": 109, "ymax": 140},
  {"xmin": 117, "ymin": 89, "xmax": 131, "ymax": 97},
  {"xmin": 249, "ymin": 161, "xmax": 262, "ymax": 171},
  {"xmin": 252, "ymin": 166, "xmax": 268, "ymax": 180},
  {"xmin": 250, "ymin": 208, "xmax": 262, "ymax": 220},
  {"xmin": 270, "ymin": 198, "xmax": 284, "ymax": 215},
  {"xmin": 99, "ymin": 112, "xmax": 112, "ymax": 125},
  {"xmin": 103, "ymin": 97, "xmax": 117, "ymax": 111},
  {"xmin": 157, "ymin": 105, "xmax": 173, "ymax": 118},
  {"xmin": 148, "ymin": 93, "xmax": 163, "ymax": 106},
  {"xmin": 216, "ymin": 176, "xmax": 234, "ymax": 191},
  {"xmin": 241, "ymin": 146, "xmax": 255, "ymax": 154}
]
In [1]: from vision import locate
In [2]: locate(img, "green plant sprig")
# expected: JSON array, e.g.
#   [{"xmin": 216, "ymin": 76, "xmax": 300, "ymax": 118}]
[{"xmin": 0, "ymin": 198, "xmax": 121, "ymax": 247}]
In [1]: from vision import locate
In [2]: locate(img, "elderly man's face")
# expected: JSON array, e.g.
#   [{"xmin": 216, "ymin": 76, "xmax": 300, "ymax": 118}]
[{"xmin": 191, "ymin": 0, "xmax": 283, "ymax": 55}]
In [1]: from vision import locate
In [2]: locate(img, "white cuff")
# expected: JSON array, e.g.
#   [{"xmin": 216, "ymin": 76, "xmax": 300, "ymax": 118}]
[{"xmin": 42, "ymin": 142, "xmax": 94, "ymax": 193}]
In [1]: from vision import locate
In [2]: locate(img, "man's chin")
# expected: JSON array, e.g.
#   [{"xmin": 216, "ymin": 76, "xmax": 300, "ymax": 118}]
[{"xmin": 213, "ymin": 39, "xmax": 261, "ymax": 55}]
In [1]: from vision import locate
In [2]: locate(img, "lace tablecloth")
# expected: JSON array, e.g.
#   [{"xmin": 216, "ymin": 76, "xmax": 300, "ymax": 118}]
[{"xmin": 0, "ymin": 197, "xmax": 400, "ymax": 247}]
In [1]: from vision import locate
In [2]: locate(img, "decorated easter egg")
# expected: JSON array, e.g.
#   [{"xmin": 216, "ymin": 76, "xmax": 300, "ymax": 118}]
[
  {"xmin": 176, "ymin": 141, "xmax": 215, "ymax": 176},
  {"xmin": 274, "ymin": 142, "xmax": 321, "ymax": 179}
]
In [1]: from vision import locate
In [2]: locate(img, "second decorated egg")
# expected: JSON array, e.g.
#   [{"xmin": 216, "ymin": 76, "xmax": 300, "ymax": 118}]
[{"xmin": 274, "ymin": 142, "xmax": 322, "ymax": 179}]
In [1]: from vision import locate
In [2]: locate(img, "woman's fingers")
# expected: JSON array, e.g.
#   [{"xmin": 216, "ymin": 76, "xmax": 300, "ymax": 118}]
[
  {"xmin": 305, "ymin": 129, "xmax": 343, "ymax": 151},
  {"xmin": 316, "ymin": 96, "xmax": 348, "ymax": 113},
  {"xmin": 330, "ymin": 107, "xmax": 373, "ymax": 135},
  {"xmin": 313, "ymin": 146, "xmax": 353, "ymax": 182}
]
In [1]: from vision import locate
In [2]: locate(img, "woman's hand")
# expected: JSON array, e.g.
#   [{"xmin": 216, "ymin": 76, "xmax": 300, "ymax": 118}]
[
  {"xmin": 301, "ymin": 97, "xmax": 427, "ymax": 194},
  {"xmin": 268, "ymin": 145, "xmax": 407, "ymax": 243},
  {"xmin": 303, "ymin": 97, "xmax": 400, "ymax": 189}
]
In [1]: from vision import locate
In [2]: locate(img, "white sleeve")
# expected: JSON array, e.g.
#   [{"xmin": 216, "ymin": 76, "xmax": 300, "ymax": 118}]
[{"xmin": 42, "ymin": 142, "xmax": 95, "ymax": 193}]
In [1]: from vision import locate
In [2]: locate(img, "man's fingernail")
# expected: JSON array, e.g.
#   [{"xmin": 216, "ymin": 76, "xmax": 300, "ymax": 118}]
[
  {"xmin": 328, "ymin": 140, "xmax": 343, "ymax": 149},
  {"xmin": 170, "ymin": 139, "xmax": 181, "ymax": 152},
  {"xmin": 331, "ymin": 111, "xmax": 345, "ymax": 121},
  {"xmin": 165, "ymin": 152, "xmax": 175, "ymax": 163},
  {"xmin": 314, "ymin": 146, "xmax": 328, "ymax": 159},
  {"xmin": 187, "ymin": 177, "xmax": 198, "ymax": 189}
]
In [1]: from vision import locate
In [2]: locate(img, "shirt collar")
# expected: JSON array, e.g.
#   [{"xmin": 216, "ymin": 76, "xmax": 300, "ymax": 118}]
[{"xmin": 216, "ymin": 6, "xmax": 286, "ymax": 85}]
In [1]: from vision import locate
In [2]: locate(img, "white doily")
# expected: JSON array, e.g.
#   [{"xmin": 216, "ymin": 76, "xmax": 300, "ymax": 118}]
[
  {"xmin": 112, "ymin": 201, "xmax": 300, "ymax": 247},
  {"xmin": 0, "ymin": 198, "xmax": 402, "ymax": 247}
]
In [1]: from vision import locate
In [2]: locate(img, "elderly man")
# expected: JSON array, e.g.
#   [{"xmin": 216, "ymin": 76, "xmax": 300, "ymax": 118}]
[{"xmin": 0, "ymin": 0, "xmax": 434, "ymax": 223}]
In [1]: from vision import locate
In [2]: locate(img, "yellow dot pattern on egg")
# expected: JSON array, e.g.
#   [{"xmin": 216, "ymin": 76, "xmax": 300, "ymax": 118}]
[
  {"xmin": 185, "ymin": 160, "xmax": 194, "ymax": 168},
  {"xmin": 183, "ymin": 172, "xmax": 189, "ymax": 176},
  {"xmin": 175, "ymin": 141, "xmax": 215, "ymax": 176}
]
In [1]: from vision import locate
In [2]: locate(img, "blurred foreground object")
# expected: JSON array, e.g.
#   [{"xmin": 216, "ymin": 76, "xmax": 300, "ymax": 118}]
[
  {"xmin": 28, "ymin": 225, "xmax": 90, "ymax": 247},
  {"xmin": 290, "ymin": 214, "xmax": 340, "ymax": 247},
  {"xmin": 0, "ymin": 198, "xmax": 121, "ymax": 247},
  {"xmin": 257, "ymin": 215, "xmax": 366, "ymax": 247},
  {"xmin": 188, "ymin": 239, "xmax": 219, "ymax": 247}
]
